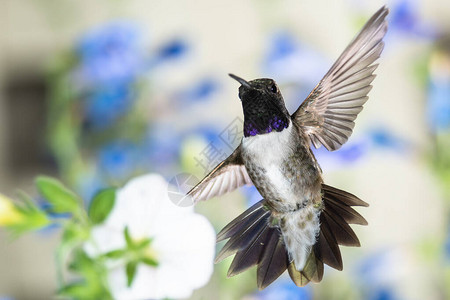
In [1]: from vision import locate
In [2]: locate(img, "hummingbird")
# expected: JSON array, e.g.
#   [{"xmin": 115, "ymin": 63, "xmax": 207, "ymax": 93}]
[{"xmin": 187, "ymin": 6, "xmax": 388, "ymax": 289}]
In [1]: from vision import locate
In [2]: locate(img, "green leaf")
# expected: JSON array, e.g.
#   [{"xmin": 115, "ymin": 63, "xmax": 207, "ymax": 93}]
[
  {"xmin": 35, "ymin": 176, "xmax": 79, "ymax": 213},
  {"xmin": 135, "ymin": 238, "xmax": 152, "ymax": 250},
  {"xmin": 103, "ymin": 249, "xmax": 126, "ymax": 259},
  {"xmin": 59, "ymin": 282, "xmax": 92, "ymax": 300},
  {"xmin": 62, "ymin": 222, "xmax": 89, "ymax": 245},
  {"xmin": 126, "ymin": 261, "xmax": 138, "ymax": 287},
  {"xmin": 88, "ymin": 188, "xmax": 116, "ymax": 225},
  {"xmin": 141, "ymin": 257, "xmax": 158, "ymax": 267},
  {"xmin": 124, "ymin": 226, "xmax": 133, "ymax": 247},
  {"xmin": 60, "ymin": 249, "xmax": 113, "ymax": 300},
  {"xmin": 4, "ymin": 193, "xmax": 51, "ymax": 238}
]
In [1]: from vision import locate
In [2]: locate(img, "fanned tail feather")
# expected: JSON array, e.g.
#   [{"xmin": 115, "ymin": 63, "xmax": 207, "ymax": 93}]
[
  {"xmin": 216, "ymin": 200, "xmax": 289, "ymax": 289},
  {"xmin": 288, "ymin": 184, "xmax": 368, "ymax": 287},
  {"xmin": 216, "ymin": 184, "xmax": 368, "ymax": 289}
]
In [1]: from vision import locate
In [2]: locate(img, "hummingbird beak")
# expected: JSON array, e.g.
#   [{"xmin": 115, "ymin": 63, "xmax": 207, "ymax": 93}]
[{"xmin": 229, "ymin": 74, "xmax": 251, "ymax": 88}]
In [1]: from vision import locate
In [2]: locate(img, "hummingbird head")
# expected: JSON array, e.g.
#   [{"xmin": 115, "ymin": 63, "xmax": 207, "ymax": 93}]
[{"xmin": 229, "ymin": 74, "xmax": 290, "ymax": 137}]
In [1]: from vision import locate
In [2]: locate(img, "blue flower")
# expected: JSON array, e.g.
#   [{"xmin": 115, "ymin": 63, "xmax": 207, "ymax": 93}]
[
  {"xmin": 76, "ymin": 171, "xmax": 107, "ymax": 202},
  {"xmin": 187, "ymin": 126, "xmax": 225, "ymax": 148},
  {"xmin": 312, "ymin": 139, "xmax": 369, "ymax": 170},
  {"xmin": 356, "ymin": 249, "xmax": 405, "ymax": 300},
  {"xmin": 368, "ymin": 287, "xmax": 399, "ymax": 300},
  {"xmin": 262, "ymin": 31, "xmax": 330, "ymax": 112},
  {"xmin": 368, "ymin": 128, "xmax": 408, "ymax": 151},
  {"xmin": 174, "ymin": 78, "xmax": 220, "ymax": 104},
  {"xmin": 389, "ymin": 0, "xmax": 438, "ymax": 39},
  {"xmin": 84, "ymin": 83, "xmax": 135, "ymax": 128},
  {"xmin": 376, "ymin": 0, "xmax": 438, "ymax": 50},
  {"xmin": 39, "ymin": 201, "xmax": 71, "ymax": 219},
  {"xmin": 147, "ymin": 38, "xmax": 189, "ymax": 69},
  {"xmin": 444, "ymin": 223, "xmax": 450, "ymax": 261},
  {"xmin": 263, "ymin": 31, "xmax": 329, "ymax": 96},
  {"xmin": 267, "ymin": 31, "xmax": 297, "ymax": 61},
  {"xmin": 254, "ymin": 280, "xmax": 312, "ymax": 300},
  {"xmin": 427, "ymin": 76, "xmax": 450, "ymax": 132},
  {"xmin": 77, "ymin": 22, "xmax": 143, "ymax": 84},
  {"xmin": 156, "ymin": 38, "xmax": 188, "ymax": 61},
  {"xmin": 391, "ymin": 0, "xmax": 418, "ymax": 32},
  {"xmin": 145, "ymin": 124, "xmax": 182, "ymax": 171},
  {"xmin": 98, "ymin": 140, "xmax": 141, "ymax": 180}
]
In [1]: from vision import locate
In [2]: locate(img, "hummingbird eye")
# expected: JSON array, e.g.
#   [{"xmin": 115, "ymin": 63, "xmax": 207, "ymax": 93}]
[{"xmin": 269, "ymin": 84, "xmax": 278, "ymax": 93}]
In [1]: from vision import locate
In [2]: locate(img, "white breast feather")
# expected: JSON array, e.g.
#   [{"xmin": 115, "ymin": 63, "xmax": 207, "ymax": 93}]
[{"xmin": 242, "ymin": 124, "xmax": 298, "ymax": 204}]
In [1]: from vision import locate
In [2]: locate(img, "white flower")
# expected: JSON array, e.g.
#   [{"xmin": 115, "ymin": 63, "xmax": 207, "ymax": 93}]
[{"xmin": 85, "ymin": 174, "xmax": 216, "ymax": 300}]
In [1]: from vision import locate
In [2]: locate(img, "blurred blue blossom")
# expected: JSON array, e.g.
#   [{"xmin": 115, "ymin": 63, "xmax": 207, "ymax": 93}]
[
  {"xmin": 156, "ymin": 38, "xmax": 189, "ymax": 61},
  {"xmin": 267, "ymin": 31, "xmax": 297, "ymax": 60},
  {"xmin": 444, "ymin": 224, "xmax": 450, "ymax": 261},
  {"xmin": 369, "ymin": 287, "xmax": 399, "ymax": 300},
  {"xmin": 427, "ymin": 76, "xmax": 450, "ymax": 132},
  {"xmin": 147, "ymin": 38, "xmax": 189, "ymax": 69},
  {"xmin": 313, "ymin": 127, "xmax": 408, "ymax": 170},
  {"xmin": 188, "ymin": 126, "xmax": 225, "ymax": 149},
  {"xmin": 39, "ymin": 202, "xmax": 71, "ymax": 220},
  {"xmin": 389, "ymin": 0, "xmax": 438, "ymax": 39},
  {"xmin": 98, "ymin": 140, "xmax": 142, "ymax": 181},
  {"xmin": 76, "ymin": 170, "xmax": 107, "ymax": 202},
  {"xmin": 368, "ymin": 127, "xmax": 409, "ymax": 152},
  {"xmin": 174, "ymin": 78, "xmax": 220, "ymax": 104},
  {"xmin": 356, "ymin": 249, "xmax": 406, "ymax": 300},
  {"xmin": 84, "ymin": 83, "xmax": 135, "ymax": 128},
  {"xmin": 145, "ymin": 124, "xmax": 182, "ymax": 172},
  {"xmin": 263, "ymin": 31, "xmax": 328, "ymax": 92},
  {"xmin": 77, "ymin": 22, "xmax": 143, "ymax": 85},
  {"xmin": 312, "ymin": 139, "xmax": 369, "ymax": 170},
  {"xmin": 254, "ymin": 280, "xmax": 312, "ymax": 300}
]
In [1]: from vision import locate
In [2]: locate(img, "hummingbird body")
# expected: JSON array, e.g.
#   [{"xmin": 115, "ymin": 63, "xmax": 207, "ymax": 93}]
[{"xmin": 187, "ymin": 6, "xmax": 389, "ymax": 289}]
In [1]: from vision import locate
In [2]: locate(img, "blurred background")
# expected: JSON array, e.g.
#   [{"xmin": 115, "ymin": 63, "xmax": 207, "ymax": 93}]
[{"xmin": 0, "ymin": 0, "xmax": 449, "ymax": 299}]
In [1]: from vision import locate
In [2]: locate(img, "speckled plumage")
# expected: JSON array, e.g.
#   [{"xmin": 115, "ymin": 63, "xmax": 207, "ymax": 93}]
[{"xmin": 187, "ymin": 6, "xmax": 389, "ymax": 290}]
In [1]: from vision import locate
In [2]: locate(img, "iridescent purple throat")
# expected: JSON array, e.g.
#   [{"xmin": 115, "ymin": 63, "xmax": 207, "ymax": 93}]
[{"xmin": 244, "ymin": 117, "xmax": 289, "ymax": 137}]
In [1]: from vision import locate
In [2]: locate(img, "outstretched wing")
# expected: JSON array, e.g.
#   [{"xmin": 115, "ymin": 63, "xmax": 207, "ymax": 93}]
[
  {"xmin": 292, "ymin": 6, "xmax": 389, "ymax": 151},
  {"xmin": 187, "ymin": 145, "xmax": 253, "ymax": 203}
]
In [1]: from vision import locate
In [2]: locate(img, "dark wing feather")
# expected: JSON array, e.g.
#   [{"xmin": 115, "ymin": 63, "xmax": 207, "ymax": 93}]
[
  {"xmin": 292, "ymin": 6, "xmax": 389, "ymax": 151},
  {"xmin": 187, "ymin": 145, "xmax": 253, "ymax": 203}
]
